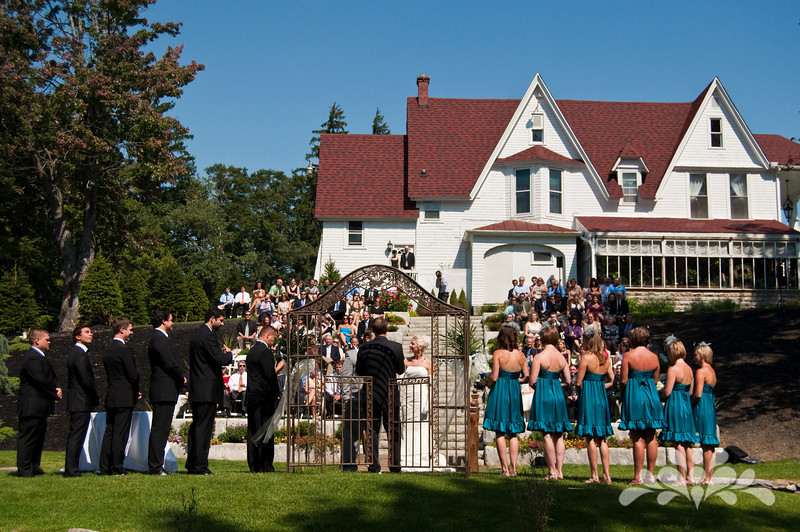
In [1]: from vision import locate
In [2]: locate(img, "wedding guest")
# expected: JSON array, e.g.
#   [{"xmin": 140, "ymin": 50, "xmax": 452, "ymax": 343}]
[
  {"xmin": 64, "ymin": 325, "xmax": 98, "ymax": 477},
  {"xmin": 661, "ymin": 336, "xmax": 696, "ymax": 486},
  {"xmin": 619, "ymin": 327, "xmax": 664, "ymax": 485},
  {"xmin": 249, "ymin": 281, "xmax": 267, "ymax": 314},
  {"xmin": 575, "ymin": 331, "xmax": 615, "ymax": 484},
  {"xmin": 692, "ymin": 342, "xmax": 719, "ymax": 485},
  {"xmin": 482, "ymin": 326, "xmax": 528, "ymax": 477}
]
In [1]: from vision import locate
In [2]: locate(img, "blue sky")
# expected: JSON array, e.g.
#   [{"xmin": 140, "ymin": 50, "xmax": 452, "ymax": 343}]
[{"xmin": 144, "ymin": 0, "xmax": 800, "ymax": 177}]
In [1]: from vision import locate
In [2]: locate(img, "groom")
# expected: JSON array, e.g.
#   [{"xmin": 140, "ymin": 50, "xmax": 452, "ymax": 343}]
[{"xmin": 355, "ymin": 317, "xmax": 405, "ymax": 473}]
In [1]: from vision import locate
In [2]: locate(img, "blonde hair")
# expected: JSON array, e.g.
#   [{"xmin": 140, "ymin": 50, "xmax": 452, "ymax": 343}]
[
  {"xmin": 412, "ymin": 335, "xmax": 428, "ymax": 354},
  {"xmin": 694, "ymin": 344, "xmax": 713, "ymax": 364},
  {"xmin": 667, "ymin": 340, "xmax": 687, "ymax": 364}
]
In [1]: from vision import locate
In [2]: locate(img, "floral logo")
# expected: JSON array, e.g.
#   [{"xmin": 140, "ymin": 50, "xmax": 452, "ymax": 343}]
[{"xmin": 619, "ymin": 453, "xmax": 775, "ymax": 508}]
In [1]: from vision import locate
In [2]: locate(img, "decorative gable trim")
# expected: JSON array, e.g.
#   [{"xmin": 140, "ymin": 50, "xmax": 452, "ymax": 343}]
[
  {"xmin": 655, "ymin": 78, "xmax": 770, "ymax": 200},
  {"xmin": 468, "ymin": 74, "xmax": 609, "ymax": 202}
]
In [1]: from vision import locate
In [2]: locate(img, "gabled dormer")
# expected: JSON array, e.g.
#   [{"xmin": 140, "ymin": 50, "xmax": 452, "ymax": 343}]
[{"xmin": 611, "ymin": 144, "xmax": 650, "ymax": 203}]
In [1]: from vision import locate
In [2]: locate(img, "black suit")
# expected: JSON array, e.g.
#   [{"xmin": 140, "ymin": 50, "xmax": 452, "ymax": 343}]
[
  {"xmin": 65, "ymin": 343, "xmax": 99, "ymax": 476},
  {"xmin": 16, "ymin": 347, "xmax": 59, "ymax": 477},
  {"xmin": 356, "ymin": 318, "xmax": 373, "ymax": 343},
  {"xmin": 319, "ymin": 344, "xmax": 342, "ymax": 363},
  {"xmin": 355, "ymin": 335, "xmax": 405, "ymax": 472},
  {"xmin": 245, "ymin": 341, "xmax": 281, "ymax": 472},
  {"xmin": 147, "ymin": 329, "xmax": 183, "ymax": 474},
  {"xmin": 400, "ymin": 251, "xmax": 415, "ymax": 270},
  {"xmin": 100, "ymin": 338, "xmax": 139, "ymax": 475},
  {"xmin": 186, "ymin": 324, "xmax": 232, "ymax": 474}
]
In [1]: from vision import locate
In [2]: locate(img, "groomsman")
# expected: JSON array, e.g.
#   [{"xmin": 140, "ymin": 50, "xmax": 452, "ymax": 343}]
[
  {"xmin": 64, "ymin": 325, "xmax": 99, "ymax": 477},
  {"xmin": 17, "ymin": 329, "xmax": 61, "ymax": 477},
  {"xmin": 245, "ymin": 325, "xmax": 281, "ymax": 472},
  {"xmin": 99, "ymin": 318, "xmax": 140, "ymax": 475},
  {"xmin": 147, "ymin": 309, "xmax": 185, "ymax": 475},
  {"xmin": 185, "ymin": 307, "xmax": 232, "ymax": 475}
]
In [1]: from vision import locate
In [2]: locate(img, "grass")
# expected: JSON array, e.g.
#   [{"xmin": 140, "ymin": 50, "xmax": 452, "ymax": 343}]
[{"xmin": 0, "ymin": 452, "xmax": 798, "ymax": 531}]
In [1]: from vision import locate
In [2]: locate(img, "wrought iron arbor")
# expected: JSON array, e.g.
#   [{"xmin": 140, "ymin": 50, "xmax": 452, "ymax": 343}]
[{"xmin": 284, "ymin": 265, "xmax": 471, "ymax": 475}]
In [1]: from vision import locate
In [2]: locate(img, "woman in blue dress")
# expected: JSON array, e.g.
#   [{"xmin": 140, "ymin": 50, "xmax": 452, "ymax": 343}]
[
  {"xmin": 661, "ymin": 336, "xmax": 697, "ymax": 485},
  {"xmin": 619, "ymin": 326, "xmax": 664, "ymax": 485},
  {"xmin": 482, "ymin": 326, "xmax": 528, "ymax": 477},
  {"xmin": 692, "ymin": 342, "xmax": 718, "ymax": 485},
  {"xmin": 576, "ymin": 330, "xmax": 615, "ymax": 484},
  {"xmin": 529, "ymin": 324, "xmax": 573, "ymax": 480}
]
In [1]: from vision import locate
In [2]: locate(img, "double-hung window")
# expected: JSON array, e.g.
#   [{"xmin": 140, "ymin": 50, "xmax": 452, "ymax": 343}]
[
  {"xmin": 515, "ymin": 169, "xmax": 531, "ymax": 214},
  {"xmin": 347, "ymin": 221, "xmax": 363, "ymax": 246},
  {"xmin": 549, "ymin": 169, "xmax": 562, "ymax": 214},
  {"xmin": 710, "ymin": 118, "xmax": 723, "ymax": 148},
  {"xmin": 729, "ymin": 174, "xmax": 748, "ymax": 219},
  {"xmin": 531, "ymin": 113, "xmax": 544, "ymax": 143},
  {"xmin": 690, "ymin": 174, "xmax": 708, "ymax": 218},
  {"xmin": 622, "ymin": 171, "xmax": 639, "ymax": 201}
]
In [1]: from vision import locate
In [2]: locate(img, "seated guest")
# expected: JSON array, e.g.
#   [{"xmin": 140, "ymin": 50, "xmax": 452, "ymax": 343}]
[
  {"xmin": 325, "ymin": 360, "xmax": 343, "ymax": 416},
  {"xmin": 370, "ymin": 299, "xmax": 385, "ymax": 317},
  {"xmin": 501, "ymin": 313, "xmax": 520, "ymax": 332},
  {"xmin": 276, "ymin": 293, "xmax": 292, "ymax": 316},
  {"xmin": 548, "ymin": 278, "xmax": 566, "ymax": 298},
  {"xmin": 504, "ymin": 296, "xmax": 517, "ymax": 318},
  {"xmin": 319, "ymin": 333, "xmax": 342, "ymax": 363},
  {"xmin": 329, "ymin": 297, "xmax": 347, "ymax": 321},
  {"xmin": 249, "ymin": 282, "xmax": 266, "ymax": 314},
  {"xmin": 307, "ymin": 278, "xmax": 320, "ymax": 297},
  {"xmin": 568, "ymin": 293, "xmax": 585, "ymax": 315},
  {"xmin": 609, "ymin": 277, "xmax": 627, "ymax": 300},
  {"xmin": 356, "ymin": 309, "xmax": 373, "ymax": 343},
  {"xmin": 620, "ymin": 313, "xmax": 636, "ymax": 340},
  {"xmin": 587, "ymin": 294, "xmax": 604, "ymax": 320},
  {"xmin": 602, "ymin": 315, "xmax": 619, "ymax": 343},
  {"xmin": 512, "ymin": 276, "xmax": 528, "ymax": 298},
  {"xmin": 293, "ymin": 290, "xmax": 309, "ymax": 309},
  {"xmin": 507, "ymin": 279, "xmax": 519, "ymax": 301},
  {"xmin": 606, "ymin": 292, "xmax": 630, "ymax": 324},
  {"xmin": 236, "ymin": 311, "xmax": 257, "ymax": 350},
  {"xmin": 256, "ymin": 296, "xmax": 276, "ymax": 323},
  {"xmin": 565, "ymin": 363, "xmax": 579, "ymax": 421},
  {"xmin": 269, "ymin": 278, "xmax": 286, "ymax": 298},
  {"xmin": 219, "ymin": 286, "xmax": 234, "ymax": 318},
  {"xmin": 321, "ymin": 278, "xmax": 332, "ymax": 292},
  {"xmin": 338, "ymin": 316, "xmax": 355, "ymax": 347},
  {"xmin": 286, "ymin": 278, "xmax": 300, "ymax": 299},
  {"xmin": 531, "ymin": 277, "xmax": 547, "ymax": 302},
  {"xmin": 227, "ymin": 361, "xmax": 247, "ymax": 416},
  {"xmin": 232, "ymin": 285, "xmax": 251, "ymax": 318}
]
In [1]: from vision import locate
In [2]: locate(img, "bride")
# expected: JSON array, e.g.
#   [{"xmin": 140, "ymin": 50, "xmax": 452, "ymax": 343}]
[{"xmin": 400, "ymin": 335, "xmax": 435, "ymax": 470}]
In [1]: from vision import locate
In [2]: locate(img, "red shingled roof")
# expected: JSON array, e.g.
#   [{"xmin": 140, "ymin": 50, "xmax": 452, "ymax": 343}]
[
  {"xmin": 406, "ymin": 97, "xmax": 518, "ymax": 198},
  {"xmin": 497, "ymin": 145, "xmax": 583, "ymax": 165},
  {"xmin": 754, "ymin": 134, "xmax": 800, "ymax": 166},
  {"xmin": 472, "ymin": 220, "xmax": 577, "ymax": 233},
  {"xmin": 577, "ymin": 216, "xmax": 799, "ymax": 235},
  {"xmin": 316, "ymin": 134, "xmax": 418, "ymax": 219}
]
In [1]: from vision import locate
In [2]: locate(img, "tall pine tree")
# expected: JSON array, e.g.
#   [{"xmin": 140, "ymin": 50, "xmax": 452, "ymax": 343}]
[
  {"xmin": 307, "ymin": 102, "xmax": 348, "ymax": 162},
  {"xmin": 372, "ymin": 108, "xmax": 390, "ymax": 134}
]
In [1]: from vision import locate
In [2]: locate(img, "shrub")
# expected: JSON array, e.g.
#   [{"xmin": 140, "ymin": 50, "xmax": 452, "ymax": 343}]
[
  {"xmin": 687, "ymin": 298, "xmax": 740, "ymax": 313},
  {"xmin": 79, "ymin": 254, "xmax": 124, "ymax": 326},
  {"xmin": 449, "ymin": 291, "xmax": 458, "ymax": 306},
  {"xmin": 168, "ymin": 422, "xmax": 192, "ymax": 451},
  {"xmin": 119, "ymin": 269, "xmax": 150, "ymax": 324},
  {"xmin": 458, "ymin": 289, "xmax": 469, "ymax": 310},
  {"xmin": 320, "ymin": 257, "xmax": 341, "ymax": 285},
  {"xmin": 0, "ymin": 266, "xmax": 41, "ymax": 336},
  {"xmin": 479, "ymin": 304, "xmax": 499, "ymax": 313},
  {"xmin": 385, "ymin": 314, "xmax": 406, "ymax": 325},
  {"xmin": 217, "ymin": 424, "xmax": 248, "ymax": 443},
  {"xmin": 483, "ymin": 312, "xmax": 504, "ymax": 331},
  {"xmin": 632, "ymin": 295, "xmax": 675, "ymax": 315},
  {"xmin": 377, "ymin": 290, "xmax": 411, "ymax": 312}
]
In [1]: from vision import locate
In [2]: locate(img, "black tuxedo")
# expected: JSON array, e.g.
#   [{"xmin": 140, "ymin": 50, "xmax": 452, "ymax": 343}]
[
  {"xmin": 329, "ymin": 299, "xmax": 347, "ymax": 320},
  {"xmin": 245, "ymin": 341, "xmax": 281, "ymax": 472},
  {"xmin": 186, "ymin": 324, "xmax": 232, "ymax": 474},
  {"xmin": 16, "ymin": 347, "xmax": 59, "ymax": 477},
  {"xmin": 100, "ymin": 338, "xmax": 139, "ymax": 475},
  {"xmin": 147, "ymin": 329, "xmax": 183, "ymax": 474},
  {"xmin": 355, "ymin": 335, "xmax": 405, "ymax": 472},
  {"xmin": 65, "ymin": 343, "xmax": 98, "ymax": 476},
  {"xmin": 292, "ymin": 297, "xmax": 308, "ymax": 309},
  {"xmin": 400, "ymin": 251, "xmax": 415, "ymax": 270}
]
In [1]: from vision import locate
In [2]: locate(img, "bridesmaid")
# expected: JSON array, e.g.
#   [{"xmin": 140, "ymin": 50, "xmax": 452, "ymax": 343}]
[
  {"xmin": 575, "ymin": 330, "xmax": 615, "ymax": 484},
  {"xmin": 661, "ymin": 336, "xmax": 696, "ymax": 485},
  {"xmin": 619, "ymin": 327, "xmax": 664, "ymax": 485},
  {"xmin": 482, "ymin": 327, "xmax": 528, "ymax": 477},
  {"xmin": 692, "ymin": 342, "xmax": 718, "ymax": 485},
  {"xmin": 528, "ymin": 324, "xmax": 573, "ymax": 480}
]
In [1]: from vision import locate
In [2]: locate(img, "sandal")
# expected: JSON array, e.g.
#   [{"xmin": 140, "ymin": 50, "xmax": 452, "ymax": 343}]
[
  {"xmin": 629, "ymin": 479, "xmax": 643, "ymax": 486},
  {"xmin": 585, "ymin": 477, "xmax": 600, "ymax": 484}
]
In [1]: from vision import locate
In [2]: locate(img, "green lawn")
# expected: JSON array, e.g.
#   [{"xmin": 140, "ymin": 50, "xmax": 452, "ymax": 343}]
[{"xmin": 0, "ymin": 452, "xmax": 798, "ymax": 531}]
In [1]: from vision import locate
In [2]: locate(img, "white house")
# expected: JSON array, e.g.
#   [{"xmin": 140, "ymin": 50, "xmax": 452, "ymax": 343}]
[{"xmin": 315, "ymin": 74, "xmax": 800, "ymax": 308}]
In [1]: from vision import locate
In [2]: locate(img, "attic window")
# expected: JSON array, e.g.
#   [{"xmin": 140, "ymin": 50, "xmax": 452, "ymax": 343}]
[
  {"xmin": 531, "ymin": 113, "xmax": 544, "ymax": 143},
  {"xmin": 621, "ymin": 172, "xmax": 639, "ymax": 202},
  {"xmin": 423, "ymin": 201, "xmax": 440, "ymax": 220},
  {"xmin": 710, "ymin": 118, "xmax": 723, "ymax": 148}
]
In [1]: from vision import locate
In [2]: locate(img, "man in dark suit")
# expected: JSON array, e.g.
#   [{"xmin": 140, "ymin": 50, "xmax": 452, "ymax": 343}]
[
  {"xmin": 245, "ymin": 325, "xmax": 281, "ymax": 472},
  {"xmin": 355, "ymin": 317, "xmax": 405, "ymax": 473},
  {"xmin": 64, "ymin": 324, "xmax": 99, "ymax": 477},
  {"xmin": 146, "ymin": 309, "xmax": 185, "ymax": 475},
  {"xmin": 16, "ymin": 329, "xmax": 61, "ymax": 477},
  {"xmin": 319, "ymin": 333, "xmax": 342, "ymax": 363},
  {"xmin": 236, "ymin": 311, "xmax": 257, "ymax": 350},
  {"xmin": 329, "ymin": 298, "xmax": 347, "ymax": 321},
  {"xmin": 356, "ymin": 309, "xmax": 373, "ymax": 343},
  {"xmin": 100, "ymin": 318, "xmax": 140, "ymax": 475},
  {"xmin": 399, "ymin": 245, "xmax": 415, "ymax": 271},
  {"xmin": 185, "ymin": 307, "xmax": 232, "ymax": 475}
]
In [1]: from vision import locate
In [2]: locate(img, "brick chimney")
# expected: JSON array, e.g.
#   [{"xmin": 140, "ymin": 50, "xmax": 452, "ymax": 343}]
[{"xmin": 417, "ymin": 75, "xmax": 430, "ymax": 108}]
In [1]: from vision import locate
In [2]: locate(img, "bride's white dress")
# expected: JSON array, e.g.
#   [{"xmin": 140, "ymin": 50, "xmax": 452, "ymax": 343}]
[{"xmin": 399, "ymin": 365, "xmax": 438, "ymax": 470}]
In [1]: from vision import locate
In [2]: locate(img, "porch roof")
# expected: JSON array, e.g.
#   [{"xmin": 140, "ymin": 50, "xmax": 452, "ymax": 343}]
[
  {"xmin": 471, "ymin": 220, "xmax": 577, "ymax": 233},
  {"xmin": 577, "ymin": 216, "xmax": 800, "ymax": 236}
]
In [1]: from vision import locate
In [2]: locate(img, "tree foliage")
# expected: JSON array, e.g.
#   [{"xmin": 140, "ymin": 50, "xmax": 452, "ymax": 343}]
[
  {"xmin": 0, "ymin": 0, "xmax": 203, "ymax": 331},
  {"xmin": 307, "ymin": 102, "xmax": 348, "ymax": 162},
  {"xmin": 372, "ymin": 108, "xmax": 390, "ymax": 134},
  {"xmin": 320, "ymin": 258, "xmax": 341, "ymax": 285},
  {"xmin": 79, "ymin": 254, "xmax": 124, "ymax": 326},
  {"xmin": 0, "ymin": 265, "xmax": 40, "ymax": 336}
]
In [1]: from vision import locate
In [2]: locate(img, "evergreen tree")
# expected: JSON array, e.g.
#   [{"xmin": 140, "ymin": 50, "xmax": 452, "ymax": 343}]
[
  {"xmin": 79, "ymin": 254, "xmax": 124, "ymax": 326},
  {"xmin": 120, "ymin": 270, "xmax": 150, "ymax": 325},
  {"xmin": 320, "ymin": 258, "xmax": 341, "ymax": 285},
  {"xmin": 0, "ymin": 265, "xmax": 41, "ymax": 337},
  {"xmin": 186, "ymin": 277, "xmax": 211, "ymax": 322},
  {"xmin": 307, "ymin": 102, "xmax": 348, "ymax": 162},
  {"xmin": 458, "ymin": 289, "xmax": 469, "ymax": 311},
  {"xmin": 372, "ymin": 108, "xmax": 390, "ymax": 134},
  {"xmin": 449, "ymin": 291, "xmax": 459, "ymax": 307}
]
